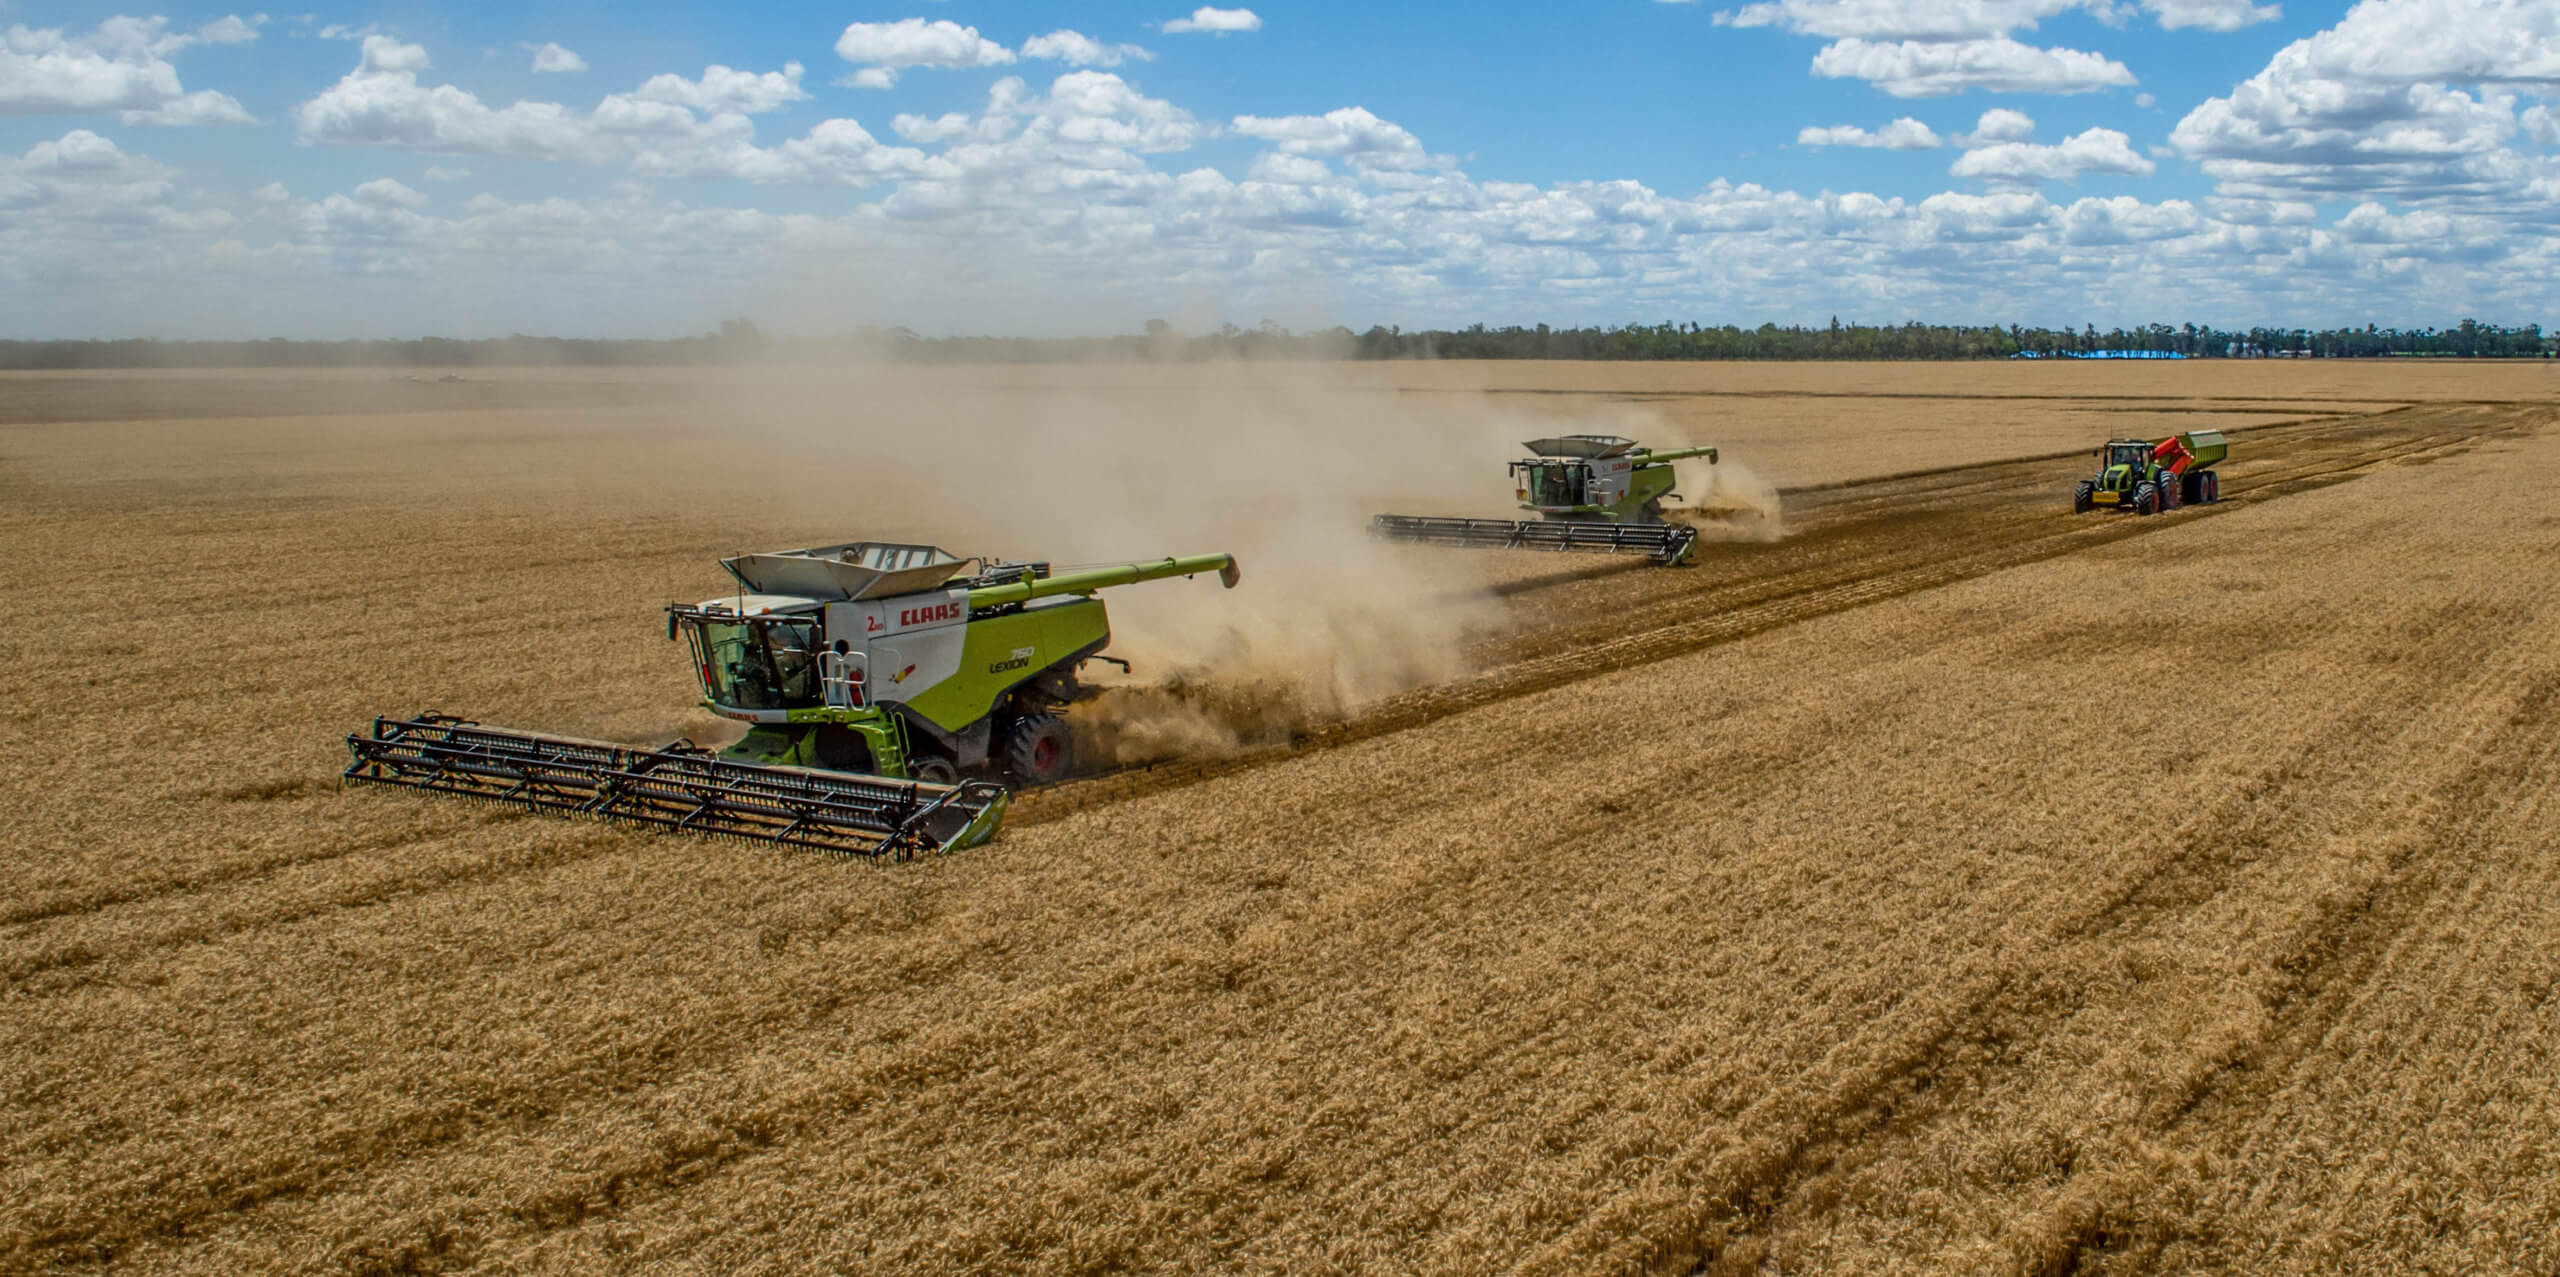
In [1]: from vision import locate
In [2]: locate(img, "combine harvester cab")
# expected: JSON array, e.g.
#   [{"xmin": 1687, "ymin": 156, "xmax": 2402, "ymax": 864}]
[
  {"xmin": 1372, "ymin": 434, "xmax": 1720, "ymax": 565},
  {"xmin": 2074, "ymin": 429, "xmax": 2227, "ymax": 515},
  {"xmin": 347, "ymin": 541, "xmax": 1240, "ymax": 858}
]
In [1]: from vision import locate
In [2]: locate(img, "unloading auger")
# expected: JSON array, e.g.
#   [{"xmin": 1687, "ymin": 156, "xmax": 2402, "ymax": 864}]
[
  {"xmin": 1371, "ymin": 435, "xmax": 1720, "ymax": 565},
  {"xmin": 345, "ymin": 542, "xmax": 1241, "ymax": 858}
]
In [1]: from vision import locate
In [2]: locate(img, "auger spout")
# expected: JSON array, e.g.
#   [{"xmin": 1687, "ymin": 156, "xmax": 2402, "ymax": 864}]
[
  {"xmin": 967, "ymin": 553, "xmax": 1239, "ymax": 608},
  {"xmin": 1638, "ymin": 444, "xmax": 1720, "ymax": 465}
]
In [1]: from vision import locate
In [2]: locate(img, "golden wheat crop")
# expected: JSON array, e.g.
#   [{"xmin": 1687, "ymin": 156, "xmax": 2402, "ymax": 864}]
[{"xmin": 1, "ymin": 364, "xmax": 2554, "ymax": 1273}]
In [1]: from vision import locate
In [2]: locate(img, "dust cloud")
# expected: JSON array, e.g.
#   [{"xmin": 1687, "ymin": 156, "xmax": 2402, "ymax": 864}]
[
  {"xmin": 1669, "ymin": 455, "xmax": 1786, "ymax": 542},
  {"xmin": 642, "ymin": 362, "xmax": 1543, "ymax": 765},
  {"xmin": 603, "ymin": 365, "xmax": 1790, "ymax": 765}
]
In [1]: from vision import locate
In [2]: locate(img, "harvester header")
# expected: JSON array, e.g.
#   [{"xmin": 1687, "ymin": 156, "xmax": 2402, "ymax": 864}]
[{"xmin": 347, "ymin": 539, "xmax": 1241, "ymax": 859}]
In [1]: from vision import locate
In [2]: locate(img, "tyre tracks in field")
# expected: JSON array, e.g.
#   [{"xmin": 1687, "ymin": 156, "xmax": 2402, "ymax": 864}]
[
  {"xmin": 1650, "ymin": 478, "xmax": 2560, "ymax": 1275},
  {"xmin": 2028, "ymin": 655, "xmax": 2560, "ymax": 1272},
  {"xmin": 3, "ymin": 408, "xmax": 2482, "ymax": 982},
  {"xmin": 17, "ymin": 405, "xmax": 2536, "ymax": 1269},
  {"xmin": 1014, "ymin": 405, "xmax": 2530, "ymax": 831},
  {"xmin": 1, "ymin": 414, "xmax": 2512, "ymax": 1005}
]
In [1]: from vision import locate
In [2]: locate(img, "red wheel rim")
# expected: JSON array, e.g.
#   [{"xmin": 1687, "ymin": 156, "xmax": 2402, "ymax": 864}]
[{"xmin": 1033, "ymin": 736, "xmax": 1060, "ymax": 772}]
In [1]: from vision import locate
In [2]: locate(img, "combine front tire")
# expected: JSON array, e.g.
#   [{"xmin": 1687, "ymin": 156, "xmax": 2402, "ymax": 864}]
[
  {"xmin": 2073, "ymin": 481, "xmax": 2096, "ymax": 514},
  {"xmin": 1005, "ymin": 714, "xmax": 1075, "ymax": 786}
]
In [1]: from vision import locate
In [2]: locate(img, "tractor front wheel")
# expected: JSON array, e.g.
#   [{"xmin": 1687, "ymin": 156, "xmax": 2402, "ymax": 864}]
[
  {"xmin": 2073, "ymin": 480, "xmax": 2095, "ymax": 513},
  {"xmin": 2134, "ymin": 481, "xmax": 2160, "ymax": 516},
  {"xmin": 1005, "ymin": 713, "xmax": 1076, "ymax": 787}
]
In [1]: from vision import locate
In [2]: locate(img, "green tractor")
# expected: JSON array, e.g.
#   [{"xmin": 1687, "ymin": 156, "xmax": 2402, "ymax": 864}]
[
  {"xmin": 347, "ymin": 542, "xmax": 1239, "ymax": 858},
  {"xmin": 2074, "ymin": 429, "xmax": 2227, "ymax": 515}
]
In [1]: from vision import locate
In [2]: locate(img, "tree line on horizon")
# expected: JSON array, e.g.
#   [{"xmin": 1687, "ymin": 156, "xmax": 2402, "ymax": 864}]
[{"xmin": 1, "ymin": 316, "xmax": 2549, "ymax": 369}]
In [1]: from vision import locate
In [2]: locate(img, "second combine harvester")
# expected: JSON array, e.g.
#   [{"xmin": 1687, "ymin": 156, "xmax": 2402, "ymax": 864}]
[
  {"xmin": 1372, "ymin": 435, "xmax": 1720, "ymax": 566},
  {"xmin": 345, "ymin": 542, "xmax": 1237, "ymax": 860}
]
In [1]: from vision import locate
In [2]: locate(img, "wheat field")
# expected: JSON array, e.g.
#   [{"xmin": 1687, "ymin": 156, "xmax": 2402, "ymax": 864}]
[{"xmin": 2, "ymin": 362, "xmax": 2555, "ymax": 1273}]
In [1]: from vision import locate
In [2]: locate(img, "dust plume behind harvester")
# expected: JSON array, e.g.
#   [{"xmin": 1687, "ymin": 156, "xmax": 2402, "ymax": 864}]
[
  {"xmin": 1371, "ymin": 435, "xmax": 1720, "ymax": 565},
  {"xmin": 345, "ymin": 541, "xmax": 1240, "ymax": 858}
]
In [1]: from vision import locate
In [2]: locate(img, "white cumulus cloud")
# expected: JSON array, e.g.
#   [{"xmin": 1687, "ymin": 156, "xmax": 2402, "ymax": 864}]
[
  {"xmin": 1716, "ymin": 0, "xmax": 2095, "ymax": 41},
  {"xmin": 122, "ymin": 89, "xmax": 255, "ymax": 126},
  {"xmin": 1, "ymin": 14, "xmax": 261, "ymax": 122},
  {"xmin": 353, "ymin": 177, "xmax": 427, "ymax": 207},
  {"xmin": 1715, "ymin": 0, "xmax": 2278, "ymax": 38},
  {"xmin": 833, "ymin": 19, "xmax": 1016, "ymax": 88},
  {"xmin": 2142, "ymin": 0, "xmax": 2282, "ymax": 30},
  {"xmin": 1234, "ymin": 106, "xmax": 1432, "ymax": 171},
  {"xmin": 1952, "ymin": 126, "xmax": 2158, "ymax": 180},
  {"xmin": 1798, "ymin": 117, "xmax": 1944, "ymax": 148},
  {"xmin": 529, "ymin": 42, "xmax": 587, "ymax": 74},
  {"xmin": 631, "ymin": 63, "xmax": 807, "ymax": 115},
  {"xmin": 2171, "ymin": 0, "xmax": 2560, "ymax": 202},
  {"xmin": 297, "ymin": 37, "xmax": 596, "ymax": 160},
  {"xmin": 16, "ymin": 22, "xmax": 2560, "ymax": 340},
  {"xmin": 2528, "ymin": 102, "xmax": 2560, "ymax": 144},
  {"xmin": 1162, "ymin": 7, "xmax": 1262, "ymax": 34},
  {"xmin": 1965, "ymin": 107, "xmax": 2038, "ymax": 143},
  {"xmin": 1811, "ymin": 36, "xmax": 2136, "ymax": 96},
  {"xmin": 1021, "ymin": 30, "xmax": 1154, "ymax": 67}
]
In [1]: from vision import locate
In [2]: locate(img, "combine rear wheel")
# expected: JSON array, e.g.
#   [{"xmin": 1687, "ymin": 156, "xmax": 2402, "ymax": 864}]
[
  {"xmin": 1006, "ymin": 714, "xmax": 1075, "ymax": 786},
  {"xmin": 910, "ymin": 756, "xmax": 959, "ymax": 784}
]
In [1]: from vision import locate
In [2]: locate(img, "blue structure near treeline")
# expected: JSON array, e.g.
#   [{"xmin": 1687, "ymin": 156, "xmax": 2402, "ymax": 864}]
[{"xmin": 2010, "ymin": 349, "xmax": 2189, "ymax": 359}]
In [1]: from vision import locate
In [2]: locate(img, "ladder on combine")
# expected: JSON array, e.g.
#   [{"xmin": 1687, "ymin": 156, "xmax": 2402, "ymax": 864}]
[
  {"xmin": 344, "ymin": 714, "xmax": 1008, "ymax": 858},
  {"xmin": 1369, "ymin": 514, "xmax": 1698, "ymax": 565}
]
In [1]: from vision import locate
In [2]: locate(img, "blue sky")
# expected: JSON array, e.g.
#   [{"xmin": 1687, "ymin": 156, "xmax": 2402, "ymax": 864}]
[{"xmin": 3, "ymin": 0, "xmax": 2556, "ymax": 337}]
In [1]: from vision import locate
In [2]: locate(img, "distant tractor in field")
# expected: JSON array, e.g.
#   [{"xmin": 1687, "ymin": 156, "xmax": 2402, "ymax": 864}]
[{"xmin": 2074, "ymin": 429, "xmax": 2226, "ymax": 515}]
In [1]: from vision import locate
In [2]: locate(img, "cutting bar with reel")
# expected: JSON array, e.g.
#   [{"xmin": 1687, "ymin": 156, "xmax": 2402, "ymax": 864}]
[
  {"xmin": 1370, "ymin": 514, "xmax": 1699, "ymax": 564},
  {"xmin": 344, "ymin": 714, "xmax": 1009, "ymax": 858}
]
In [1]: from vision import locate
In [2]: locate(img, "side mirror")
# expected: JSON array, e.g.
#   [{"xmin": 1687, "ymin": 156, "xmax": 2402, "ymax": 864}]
[{"xmin": 666, "ymin": 609, "xmax": 679, "ymax": 642}]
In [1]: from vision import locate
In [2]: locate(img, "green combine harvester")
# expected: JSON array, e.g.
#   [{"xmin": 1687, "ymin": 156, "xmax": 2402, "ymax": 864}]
[
  {"xmin": 2073, "ymin": 429, "xmax": 2228, "ymax": 515},
  {"xmin": 1372, "ymin": 435, "xmax": 1721, "ymax": 565},
  {"xmin": 346, "ymin": 542, "xmax": 1239, "ymax": 858}
]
